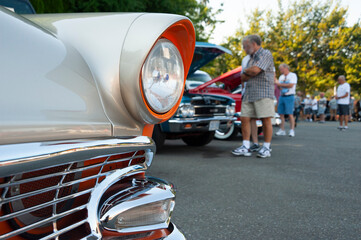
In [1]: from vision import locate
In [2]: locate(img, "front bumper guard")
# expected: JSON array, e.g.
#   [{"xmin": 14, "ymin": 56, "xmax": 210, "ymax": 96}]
[{"xmin": 167, "ymin": 116, "xmax": 236, "ymax": 133}]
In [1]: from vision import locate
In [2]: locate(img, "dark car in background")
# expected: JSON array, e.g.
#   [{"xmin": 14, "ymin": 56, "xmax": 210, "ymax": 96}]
[
  {"xmin": 152, "ymin": 42, "xmax": 236, "ymax": 150},
  {"xmin": 0, "ymin": 0, "xmax": 35, "ymax": 13},
  {"xmin": 190, "ymin": 64, "xmax": 281, "ymax": 139}
]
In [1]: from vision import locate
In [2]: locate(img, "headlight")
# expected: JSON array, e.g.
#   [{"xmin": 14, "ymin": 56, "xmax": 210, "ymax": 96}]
[
  {"xmin": 177, "ymin": 104, "xmax": 195, "ymax": 118},
  {"xmin": 141, "ymin": 39, "xmax": 184, "ymax": 113},
  {"xmin": 226, "ymin": 105, "xmax": 235, "ymax": 116},
  {"xmin": 113, "ymin": 199, "xmax": 174, "ymax": 230},
  {"xmin": 99, "ymin": 178, "xmax": 176, "ymax": 233}
]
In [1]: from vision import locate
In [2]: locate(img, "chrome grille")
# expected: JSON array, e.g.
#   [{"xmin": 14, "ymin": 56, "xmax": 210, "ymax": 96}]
[
  {"xmin": 0, "ymin": 137, "xmax": 154, "ymax": 240},
  {"xmin": 194, "ymin": 105, "xmax": 227, "ymax": 117}
]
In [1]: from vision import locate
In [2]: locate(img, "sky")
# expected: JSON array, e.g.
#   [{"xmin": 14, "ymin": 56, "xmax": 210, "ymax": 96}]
[{"xmin": 208, "ymin": 0, "xmax": 361, "ymax": 44}]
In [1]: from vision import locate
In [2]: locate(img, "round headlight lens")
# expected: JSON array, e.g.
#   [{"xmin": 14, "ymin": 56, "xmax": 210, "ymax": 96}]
[
  {"xmin": 226, "ymin": 105, "xmax": 236, "ymax": 116},
  {"xmin": 178, "ymin": 104, "xmax": 195, "ymax": 118},
  {"xmin": 180, "ymin": 105, "xmax": 189, "ymax": 118},
  {"xmin": 188, "ymin": 105, "xmax": 195, "ymax": 117},
  {"xmin": 141, "ymin": 39, "xmax": 184, "ymax": 113}
]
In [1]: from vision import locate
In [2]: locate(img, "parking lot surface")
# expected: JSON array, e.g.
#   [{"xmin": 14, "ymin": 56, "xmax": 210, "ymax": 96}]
[{"xmin": 149, "ymin": 121, "xmax": 361, "ymax": 240}]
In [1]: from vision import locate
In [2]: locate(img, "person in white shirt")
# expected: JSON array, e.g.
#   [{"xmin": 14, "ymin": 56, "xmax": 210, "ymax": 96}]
[
  {"xmin": 335, "ymin": 75, "xmax": 351, "ymax": 130},
  {"xmin": 318, "ymin": 92, "xmax": 327, "ymax": 123},
  {"xmin": 274, "ymin": 63, "xmax": 297, "ymax": 137}
]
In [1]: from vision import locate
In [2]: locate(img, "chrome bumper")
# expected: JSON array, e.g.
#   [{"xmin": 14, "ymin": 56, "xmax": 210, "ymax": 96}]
[
  {"xmin": 234, "ymin": 113, "xmax": 281, "ymax": 127},
  {"xmin": 167, "ymin": 116, "xmax": 236, "ymax": 132},
  {"xmin": 165, "ymin": 223, "xmax": 186, "ymax": 240},
  {"xmin": 234, "ymin": 119, "xmax": 262, "ymax": 128}
]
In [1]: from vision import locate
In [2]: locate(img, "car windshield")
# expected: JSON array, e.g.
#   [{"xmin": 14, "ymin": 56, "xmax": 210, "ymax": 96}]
[
  {"xmin": 187, "ymin": 70, "xmax": 212, "ymax": 82},
  {"xmin": 0, "ymin": 0, "xmax": 35, "ymax": 14}
]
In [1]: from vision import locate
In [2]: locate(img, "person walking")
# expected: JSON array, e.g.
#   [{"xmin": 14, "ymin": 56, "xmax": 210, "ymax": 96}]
[
  {"xmin": 335, "ymin": 75, "xmax": 351, "ymax": 130},
  {"xmin": 274, "ymin": 63, "xmax": 297, "ymax": 137},
  {"xmin": 232, "ymin": 34, "xmax": 275, "ymax": 158},
  {"xmin": 318, "ymin": 92, "xmax": 327, "ymax": 123},
  {"xmin": 328, "ymin": 96, "xmax": 337, "ymax": 121}
]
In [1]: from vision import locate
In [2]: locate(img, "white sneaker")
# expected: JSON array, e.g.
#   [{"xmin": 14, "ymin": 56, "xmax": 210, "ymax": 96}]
[
  {"xmin": 257, "ymin": 146, "xmax": 271, "ymax": 158},
  {"xmin": 275, "ymin": 129, "xmax": 286, "ymax": 136},
  {"xmin": 289, "ymin": 129, "xmax": 295, "ymax": 137},
  {"xmin": 231, "ymin": 145, "xmax": 252, "ymax": 156}
]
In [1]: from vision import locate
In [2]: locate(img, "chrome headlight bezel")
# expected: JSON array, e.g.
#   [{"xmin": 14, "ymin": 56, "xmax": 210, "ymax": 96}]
[
  {"xmin": 176, "ymin": 104, "xmax": 195, "ymax": 118},
  {"xmin": 226, "ymin": 104, "xmax": 236, "ymax": 116}
]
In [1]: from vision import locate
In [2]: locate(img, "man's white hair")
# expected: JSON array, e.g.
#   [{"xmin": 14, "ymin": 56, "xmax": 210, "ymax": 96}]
[
  {"xmin": 338, "ymin": 75, "xmax": 346, "ymax": 81},
  {"xmin": 279, "ymin": 63, "xmax": 290, "ymax": 70},
  {"xmin": 242, "ymin": 34, "xmax": 262, "ymax": 46}
]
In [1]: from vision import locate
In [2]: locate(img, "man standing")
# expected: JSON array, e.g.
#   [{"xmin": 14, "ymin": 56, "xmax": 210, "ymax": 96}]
[
  {"xmin": 241, "ymin": 54, "xmax": 261, "ymax": 152},
  {"xmin": 335, "ymin": 75, "xmax": 351, "ymax": 130},
  {"xmin": 318, "ymin": 92, "xmax": 327, "ymax": 123},
  {"xmin": 274, "ymin": 63, "xmax": 297, "ymax": 137},
  {"xmin": 232, "ymin": 34, "xmax": 275, "ymax": 158}
]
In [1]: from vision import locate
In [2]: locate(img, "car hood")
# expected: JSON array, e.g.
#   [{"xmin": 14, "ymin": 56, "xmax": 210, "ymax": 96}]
[
  {"xmin": 191, "ymin": 66, "xmax": 242, "ymax": 92},
  {"xmin": 187, "ymin": 41, "xmax": 232, "ymax": 76}
]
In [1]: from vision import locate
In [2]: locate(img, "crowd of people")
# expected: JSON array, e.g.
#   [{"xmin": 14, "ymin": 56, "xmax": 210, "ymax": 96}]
[
  {"xmin": 294, "ymin": 89, "xmax": 360, "ymax": 126},
  {"xmin": 231, "ymin": 34, "xmax": 360, "ymax": 159}
]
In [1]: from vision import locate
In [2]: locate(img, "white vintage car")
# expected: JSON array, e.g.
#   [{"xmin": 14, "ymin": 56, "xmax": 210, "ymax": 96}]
[{"xmin": 0, "ymin": 5, "xmax": 195, "ymax": 239}]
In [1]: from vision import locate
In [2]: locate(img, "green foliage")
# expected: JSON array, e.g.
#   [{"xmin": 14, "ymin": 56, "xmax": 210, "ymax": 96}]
[
  {"xmin": 30, "ymin": 0, "xmax": 223, "ymax": 42},
  {"xmin": 210, "ymin": 0, "xmax": 361, "ymax": 95}
]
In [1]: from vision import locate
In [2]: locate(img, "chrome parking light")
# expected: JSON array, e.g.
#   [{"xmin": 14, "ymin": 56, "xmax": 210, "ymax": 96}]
[{"xmin": 99, "ymin": 177, "xmax": 175, "ymax": 233}]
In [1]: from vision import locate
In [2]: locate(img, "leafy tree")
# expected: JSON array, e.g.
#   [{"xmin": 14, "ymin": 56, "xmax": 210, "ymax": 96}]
[
  {"xmin": 30, "ymin": 0, "xmax": 223, "ymax": 42},
  {"xmin": 209, "ymin": 0, "xmax": 361, "ymax": 95}
]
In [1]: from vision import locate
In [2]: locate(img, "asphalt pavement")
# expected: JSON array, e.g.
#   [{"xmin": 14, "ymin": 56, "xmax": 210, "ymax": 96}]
[{"xmin": 148, "ymin": 121, "xmax": 361, "ymax": 240}]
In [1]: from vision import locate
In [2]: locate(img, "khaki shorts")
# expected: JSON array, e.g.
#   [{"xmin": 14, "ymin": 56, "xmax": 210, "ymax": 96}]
[{"xmin": 241, "ymin": 98, "xmax": 275, "ymax": 118}]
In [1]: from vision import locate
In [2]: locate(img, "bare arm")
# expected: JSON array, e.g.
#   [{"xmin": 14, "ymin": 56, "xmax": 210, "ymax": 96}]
[
  {"xmin": 276, "ymin": 82, "xmax": 296, "ymax": 88},
  {"xmin": 242, "ymin": 66, "xmax": 263, "ymax": 82}
]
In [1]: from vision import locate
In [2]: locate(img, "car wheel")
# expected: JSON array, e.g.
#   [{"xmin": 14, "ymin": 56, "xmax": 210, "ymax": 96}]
[
  {"xmin": 214, "ymin": 123, "xmax": 239, "ymax": 140},
  {"xmin": 181, "ymin": 132, "xmax": 215, "ymax": 146},
  {"xmin": 152, "ymin": 125, "xmax": 165, "ymax": 151}
]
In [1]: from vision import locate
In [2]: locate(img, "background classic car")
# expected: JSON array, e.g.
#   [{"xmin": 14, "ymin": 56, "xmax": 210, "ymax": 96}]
[
  {"xmin": 0, "ymin": 0, "xmax": 35, "ymax": 13},
  {"xmin": 152, "ymin": 42, "xmax": 236, "ymax": 150},
  {"xmin": 0, "ymin": 6, "xmax": 195, "ymax": 240},
  {"xmin": 190, "ymin": 66, "xmax": 281, "ymax": 140}
]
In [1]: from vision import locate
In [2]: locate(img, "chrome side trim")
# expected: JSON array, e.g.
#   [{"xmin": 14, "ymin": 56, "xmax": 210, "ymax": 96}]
[
  {"xmin": 168, "ymin": 116, "xmax": 235, "ymax": 124},
  {"xmin": 0, "ymin": 136, "xmax": 155, "ymax": 177},
  {"xmin": 193, "ymin": 104, "xmax": 228, "ymax": 108}
]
